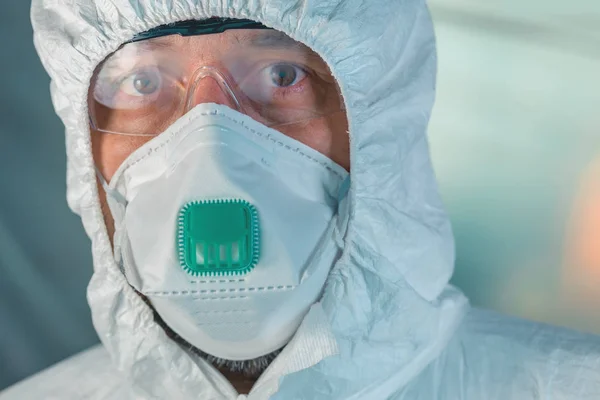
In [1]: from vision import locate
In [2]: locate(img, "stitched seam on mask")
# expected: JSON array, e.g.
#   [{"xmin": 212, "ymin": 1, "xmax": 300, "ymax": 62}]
[
  {"xmin": 190, "ymin": 279, "xmax": 246, "ymax": 285},
  {"xmin": 190, "ymin": 279, "xmax": 246, "ymax": 284},
  {"xmin": 145, "ymin": 295, "xmax": 250, "ymax": 300},
  {"xmin": 145, "ymin": 285, "xmax": 295, "ymax": 296},
  {"xmin": 198, "ymin": 321, "xmax": 255, "ymax": 326},
  {"xmin": 123, "ymin": 110, "xmax": 345, "ymax": 180},
  {"xmin": 189, "ymin": 310, "xmax": 253, "ymax": 314}
]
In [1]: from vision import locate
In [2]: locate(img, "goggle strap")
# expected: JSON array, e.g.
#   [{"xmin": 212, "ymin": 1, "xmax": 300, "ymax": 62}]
[{"xmin": 128, "ymin": 17, "xmax": 272, "ymax": 44}]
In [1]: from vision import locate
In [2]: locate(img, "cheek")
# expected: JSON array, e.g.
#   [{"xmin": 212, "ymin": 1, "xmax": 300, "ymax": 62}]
[
  {"xmin": 278, "ymin": 112, "xmax": 350, "ymax": 171},
  {"xmin": 328, "ymin": 112, "xmax": 350, "ymax": 171},
  {"xmin": 91, "ymin": 129, "xmax": 152, "ymax": 182},
  {"xmin": 97, "ymin": 180, "xmax": 116, "ymax": 246},
  {"xmin": 91, "ymin": 129, "xmax": 152, "ymax": 246}
]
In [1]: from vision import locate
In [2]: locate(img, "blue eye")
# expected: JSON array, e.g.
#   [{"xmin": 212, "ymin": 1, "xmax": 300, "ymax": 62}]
[{"xmin": 268, "ymin": 64, "xmax": 305, "ymax": 87}]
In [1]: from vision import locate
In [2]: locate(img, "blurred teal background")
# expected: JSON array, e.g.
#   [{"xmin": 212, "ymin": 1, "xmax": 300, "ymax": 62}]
[
  {"xmin": 0, "ymin": 1, "xmax": 98, "ymax": 391},
  {"xmin": 0, "ymin": 0, "xmax": 599, "ymax": 392},
  {"xmin": 429, "ymin": 0, "xmax": 600, "ymax": 333}
]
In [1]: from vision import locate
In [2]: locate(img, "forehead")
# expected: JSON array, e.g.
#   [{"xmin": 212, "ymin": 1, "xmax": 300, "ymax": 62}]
[
  {"xmin": 101, "ymin": 28, "xmax": 327, "ymax": 74},
  {"xmin": 131, "ymin": 29, "xmax": 311, "ymax": 55}
]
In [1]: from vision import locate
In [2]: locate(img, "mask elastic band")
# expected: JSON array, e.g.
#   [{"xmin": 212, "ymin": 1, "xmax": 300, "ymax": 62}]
[
  {"xmin": 94, "ymin": 166, "xmax": 128, "ymax": 206},
  {"xmin": 338, "ymin": 175, "xmax": 351, "ymax": 202}
]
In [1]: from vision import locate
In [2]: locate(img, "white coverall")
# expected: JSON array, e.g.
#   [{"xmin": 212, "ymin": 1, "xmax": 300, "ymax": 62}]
[{"xmin": 2, "ymin": 0, "xmax": 600, "ymax": 398}]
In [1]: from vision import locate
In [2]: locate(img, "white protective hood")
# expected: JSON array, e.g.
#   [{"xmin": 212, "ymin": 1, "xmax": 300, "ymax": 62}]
[{"xmin": 30, "ymin": 0, "xmax": 468, "ymax": 398}]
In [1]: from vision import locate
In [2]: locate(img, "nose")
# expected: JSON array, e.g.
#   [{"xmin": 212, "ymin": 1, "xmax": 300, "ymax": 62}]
[{"xmin": 185, "ymin": 70, "xmax": 242, "ymax": 112}]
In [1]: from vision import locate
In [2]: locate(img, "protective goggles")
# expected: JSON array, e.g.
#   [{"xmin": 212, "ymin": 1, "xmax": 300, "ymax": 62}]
[{"xmin": 89, "ymin": 18, "xmax": 345, "ymax": 136}]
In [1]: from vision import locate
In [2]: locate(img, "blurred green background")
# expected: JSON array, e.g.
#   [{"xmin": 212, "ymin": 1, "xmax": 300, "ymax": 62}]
[{"xmin": 0, "ymin": 0, "xmax": 599, "ymax": 391}]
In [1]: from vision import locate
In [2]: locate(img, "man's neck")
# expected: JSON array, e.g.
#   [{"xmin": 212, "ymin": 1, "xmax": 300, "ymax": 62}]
[{"xmin": 219, "ymin": 368, "xmax": 259, "ymax": 395}]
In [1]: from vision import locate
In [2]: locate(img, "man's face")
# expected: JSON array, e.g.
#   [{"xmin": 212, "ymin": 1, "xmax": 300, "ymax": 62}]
[{"xmin": 91, "ymin": 28, "xmax": 349, "ymax": 240}]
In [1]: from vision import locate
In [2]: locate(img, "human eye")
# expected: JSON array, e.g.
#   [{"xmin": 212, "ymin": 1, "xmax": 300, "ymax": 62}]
[
  {"xmin": 263, "ymin": 63, "xmax": 307, "ymax": 88},
  {"xmin": 93, "ymin": 65, "xmax": 169, "ymax": 110},
  {"xmin": 119, "ymin": 67, "xmax": 163, "ymax": 98},
  {"xmin": 237, "ymin": 62, "xmax": 311, "ymax": 106}
]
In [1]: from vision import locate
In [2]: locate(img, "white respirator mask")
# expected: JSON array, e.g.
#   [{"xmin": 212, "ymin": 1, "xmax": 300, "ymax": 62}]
[{"xmin": 101, "ymin": 103, "xmax": 349, "ymax": 361}]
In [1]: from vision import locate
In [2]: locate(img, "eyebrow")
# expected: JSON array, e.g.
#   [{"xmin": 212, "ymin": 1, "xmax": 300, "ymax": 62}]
[
  {"xmin": 124, "ymin": 29, "xmax": 308, "ymax": 51},
  {"xmin": 238, "ymin": 30, "xmax": 328, "ymax": 67},
  {"xmin": 239, "ymin": 30, "xmax": 307, "ymax": 50},
  {"xmin": 136, "ymin": 36, "xmax": 176, "ymax": 50},
  {"xmin": 110, "ymin": 30, "xmax": 318, "ymax": 67}
]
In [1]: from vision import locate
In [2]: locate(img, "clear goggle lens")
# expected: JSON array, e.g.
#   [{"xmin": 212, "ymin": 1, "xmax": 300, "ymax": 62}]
[{"xmin": 89, "ymin": 30, "xmax": 345, "ymax": 136}]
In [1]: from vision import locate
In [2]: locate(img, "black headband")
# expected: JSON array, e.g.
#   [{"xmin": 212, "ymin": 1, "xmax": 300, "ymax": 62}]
[{"xmin": 128, "ymin": 17, "xmax": 271, "ymax": 44}]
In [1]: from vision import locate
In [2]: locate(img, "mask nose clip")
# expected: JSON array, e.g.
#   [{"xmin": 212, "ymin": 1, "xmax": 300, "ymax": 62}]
[{"xmin": 184, "ymin": 66, "xmax": 243, "ymax": 113}]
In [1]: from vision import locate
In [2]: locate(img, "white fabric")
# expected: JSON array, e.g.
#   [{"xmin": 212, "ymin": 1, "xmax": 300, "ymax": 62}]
[
  {"xmin": 109, "ymin": 103, "xmax": 348, "ymax": 361},
  {"xmin": 4, "ymin": 0, "xmax": 598, "ymax": 398},
  {"xmin": 0, "ymin": 346, "xmax": 127, "ymax": 400}
]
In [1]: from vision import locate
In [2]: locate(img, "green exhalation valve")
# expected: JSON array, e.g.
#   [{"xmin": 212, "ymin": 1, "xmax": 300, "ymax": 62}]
[{"xmin": 177, "ymin": 199, "xmax": 260, "ymax": 276}]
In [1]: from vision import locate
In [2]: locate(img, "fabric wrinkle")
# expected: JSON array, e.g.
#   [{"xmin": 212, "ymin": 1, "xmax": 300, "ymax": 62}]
[{"xmin": 3, "ymin": 0, "xmax": 596, "ymax": 399}]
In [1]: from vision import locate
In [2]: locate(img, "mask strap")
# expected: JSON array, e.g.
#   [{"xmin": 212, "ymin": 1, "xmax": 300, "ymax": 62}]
[
  {"xmin": 337, "ymin": 175, "xmax": 351, "ymax": 202},
  {"xmin": 94, "ymin": 166, "xmax": 128, "ymax": 206},
  {"xmin": 334, "ymin": 175, "xmax": 351, "ymax": 248}
]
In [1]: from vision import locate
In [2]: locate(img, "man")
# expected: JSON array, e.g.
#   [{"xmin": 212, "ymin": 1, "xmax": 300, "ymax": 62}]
[{"xmin": 2, "ymin": 0, "xmax": 600, "ymax": 398}]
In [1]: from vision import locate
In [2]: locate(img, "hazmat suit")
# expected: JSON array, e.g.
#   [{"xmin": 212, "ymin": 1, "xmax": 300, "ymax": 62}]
[{"xmin": 2, "ymin": 0, "xmax": 600, "ymax": 399}]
